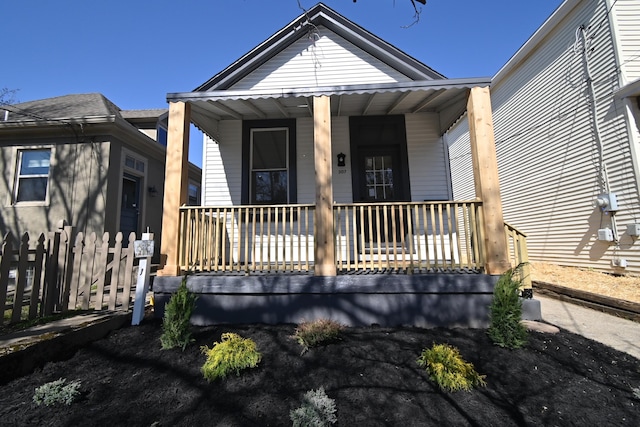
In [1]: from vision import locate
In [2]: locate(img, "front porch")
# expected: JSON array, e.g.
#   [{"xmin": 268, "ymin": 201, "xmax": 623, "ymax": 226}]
[
  {"xmin": 177, "ymin": 200, "xmax": 487, "ymax": 274},
  {"xmin": 152, "ymin": 197, "xmax": 529, "ymax": 327}
]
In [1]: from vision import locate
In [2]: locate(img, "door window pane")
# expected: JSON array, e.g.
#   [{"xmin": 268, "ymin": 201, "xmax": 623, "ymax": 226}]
[{"xmin": 364, "ymin": 155, "xmax": 394, "ymax": 201}]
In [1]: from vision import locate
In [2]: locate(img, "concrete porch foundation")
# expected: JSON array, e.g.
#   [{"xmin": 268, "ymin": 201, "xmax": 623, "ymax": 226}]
[{"xmin": 153, "ymin": 273, "xmax": 499, "ymax": 328}]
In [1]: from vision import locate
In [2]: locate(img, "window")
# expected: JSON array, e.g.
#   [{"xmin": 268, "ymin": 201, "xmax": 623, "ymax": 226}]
[
  {"xmin": 188, "ymin": 181, "xmax": 200, "ymax": 205},
  {"xmin": 242, "ymin": 120, "xmax": 296, "ymax": 205},
  {"xmin": 15, "ymin": 149, "xmax": 51, "ymax": 202},
  {"xmin": 125, "ymin": 155, "xmax": 145, "ymax": 173},
  {"xmin": 251, "ymin": 128, "xmax": 288, "ymax": 204}
]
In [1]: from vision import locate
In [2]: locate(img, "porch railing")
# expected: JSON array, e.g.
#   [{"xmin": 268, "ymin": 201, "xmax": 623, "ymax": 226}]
[
  {"xmin": 178, "ymin": 200, "xmax": 485, "ymax": 273},
  {"xmin": 504, "ymin": 222, "xmax": 531, "ymax": 288}
]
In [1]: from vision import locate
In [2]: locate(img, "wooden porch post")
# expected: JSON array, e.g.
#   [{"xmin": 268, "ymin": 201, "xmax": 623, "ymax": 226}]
[
  {"xmin": 158, "ymin": 102, "xmax": 191, "ymax": 277},
  {"xmin": 467, "ymin": 87, "xmax": 511, "ymax": 275},
  {"xmin": 313, "ymin": 96, "xmax": 336, "ymax": 276}
]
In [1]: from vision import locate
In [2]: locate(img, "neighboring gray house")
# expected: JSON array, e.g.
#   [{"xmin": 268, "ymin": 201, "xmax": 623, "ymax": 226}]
[
  {"xmin": 0, "ymin": 93, "xmax": 201, "ymax": 258},
  {"xmin": 448, "ymin": 0, "xmax": 640, "ymax": 275}
]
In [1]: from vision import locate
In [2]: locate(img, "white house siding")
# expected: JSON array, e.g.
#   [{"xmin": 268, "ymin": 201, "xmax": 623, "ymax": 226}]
[
  {"xmin": 610, "ymin": 0, "xmax": 640, "ymax": 84},
  {"xmin": 446, "ymin": 116, "xmax": 475, "ymax": 201},
  {"xmin": 202, "ymin": 120, "xmax": 242, "ymax": 206},
  {"xmin": 229, "ymin": 26, "xmax": 412, "ymax": 91},
  {"xmin": 406, "ymin": 113, "xmax": 451, "ymax": 201},
  {"xmin": 449, "ymin": 0, "xmax": 640, "ymax": 274}
]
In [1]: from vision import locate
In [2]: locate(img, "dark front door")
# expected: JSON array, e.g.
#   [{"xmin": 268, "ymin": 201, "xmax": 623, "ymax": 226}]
[
  {"xmin": 120, "ymin": 174, "xmax": 140, "ymax": 238},
  {"xmin": 349, "ymin": 116, "xmax": 411, "ymax": 247}
]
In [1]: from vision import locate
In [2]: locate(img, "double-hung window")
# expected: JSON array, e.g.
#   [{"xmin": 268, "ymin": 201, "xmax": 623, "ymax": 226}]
[
  {"xmin": 251, "ymin": 128, "xmax": 289, "ymax": 204},
  {"xmin": 242, "ymin": 119, "xmax": 296, "ymax": 205},
  {"xmin": 15, "ymin": 149, "xmax": 51, "ymax": 203}
]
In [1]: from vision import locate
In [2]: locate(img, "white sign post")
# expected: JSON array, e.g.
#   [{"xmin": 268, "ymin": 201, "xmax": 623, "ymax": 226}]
[{"xmin": 132, "ymin": 232, "xmax": 154, "ymax": 326}]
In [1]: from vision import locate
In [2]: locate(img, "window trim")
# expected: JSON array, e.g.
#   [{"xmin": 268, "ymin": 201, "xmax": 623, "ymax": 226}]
[
  {"xmin": 12, "ymin": 147, "xmax": 54, "ymax": 206},
  {"xmin": 242, "ymin": 119, "xmax": 297, "ymax": 205}
]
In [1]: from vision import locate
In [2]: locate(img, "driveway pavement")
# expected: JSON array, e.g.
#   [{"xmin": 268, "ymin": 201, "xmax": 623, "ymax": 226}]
[{"xmin": 537, "ymin": 295, "xmax": 640, "ymax": 360}]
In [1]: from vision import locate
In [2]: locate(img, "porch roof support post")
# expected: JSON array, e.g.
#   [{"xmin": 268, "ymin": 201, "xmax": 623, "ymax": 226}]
[
  {"xmin": 158, "ymin": 101, "xmax": 191, "ymax": 277},
  {"xmin": 313, "ymin": 95, "xmax": 336, "ymax": 276},
  {"xmin": 467, "ymin": 86, "xmax": 511, "ymax": 275}
]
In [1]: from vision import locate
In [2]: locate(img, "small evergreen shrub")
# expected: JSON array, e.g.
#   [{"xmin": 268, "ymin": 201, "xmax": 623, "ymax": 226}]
[
  {"xmin": 290, "ymin": 387, "xmax": 337, "ymax": 427},
  {"xmin": 201, "ymin": 333, "xmax": 261, "ymax": 381},
  {"xmin": 487, "ymin": 266, "xmax": 528, "ymax": 349},
  {"xmin": 293, "ymin": 319, "xmax": 344, "ymax": 354},
  {"xmin": 33, "ymin": 378, "xmax": 81, "ymax": 406},
  {"xmin": 417, "ymin": 343, "xmax": 486, "ymax": 392},
  {"xmin": 160, "ymin": 275, "xmax": 197, "ymax": 350}
]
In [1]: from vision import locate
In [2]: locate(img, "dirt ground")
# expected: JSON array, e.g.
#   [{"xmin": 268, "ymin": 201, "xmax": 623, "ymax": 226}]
[
  {"xmin": 0, "ymin": 317, "xmax": 639, "ymax": 426},
  {"xmin": 531, "ymin": 262, "xmax": 640, "ymax": 303}
]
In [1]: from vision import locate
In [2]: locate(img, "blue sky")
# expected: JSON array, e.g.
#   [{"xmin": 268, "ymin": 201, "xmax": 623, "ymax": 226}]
[{"xmin": 2, "ymin": 0, "xmax": 563, "ymax": 165}]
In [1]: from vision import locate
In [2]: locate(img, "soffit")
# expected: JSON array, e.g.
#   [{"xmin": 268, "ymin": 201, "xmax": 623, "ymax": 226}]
[{"xmin": 169, "ymin": 78, "xmax": 490, "ymax": 137}]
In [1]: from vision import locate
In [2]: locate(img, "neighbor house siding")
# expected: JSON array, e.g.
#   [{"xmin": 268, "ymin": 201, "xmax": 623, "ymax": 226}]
[
  {"xmin": 229, "ymin": 26, "xmax": 412, "ymax": 91},
  {"xmin": 0, "ymin": 138, "xmax": 110, "ymax": 239},
  {"xmin": 449, "ymin": 0, "xmax": 640, "ymax": 274},
  {"xmin": 611, "ymin": 0, "xmax": 640, "ymax": 84}
]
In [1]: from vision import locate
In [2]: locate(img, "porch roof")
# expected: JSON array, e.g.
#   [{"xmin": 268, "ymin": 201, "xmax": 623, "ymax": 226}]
[{"xmin": 167, "ymin": 77, "xmax": 491, "ymax": 137}]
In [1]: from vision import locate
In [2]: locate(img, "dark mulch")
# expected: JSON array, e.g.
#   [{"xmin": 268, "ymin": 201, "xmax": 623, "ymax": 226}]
[{"xmin": 1, "ymin": 318, "xmax": 639, "ymax": 426}]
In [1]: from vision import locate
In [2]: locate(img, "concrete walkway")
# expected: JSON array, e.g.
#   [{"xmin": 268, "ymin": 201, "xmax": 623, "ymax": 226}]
[{"xmin": 537, "ymin": 295, "xmax": 640, "ymax": 360}]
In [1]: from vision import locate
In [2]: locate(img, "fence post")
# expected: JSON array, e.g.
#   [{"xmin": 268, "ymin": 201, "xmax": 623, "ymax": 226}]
[
  {"xmin": 43, "ymin": 229, "xmax": 62, "ymax": 316},
  {"xmin": 132, "ymin": 232, "xmax": 154, "ymax": 325},
  {"xmin": 59, "ymin": 224, "xmax": 74, "ymax": 312},
  {"xmin": 29, "ymin": 234, "xmax": 46, "ymax": 319},
  {"xmin": 11, "ymin": 233, "xmax": 30, "ymax": 323},
  {"xmin": 120, "ymin": 232, "xmax": 136, "ymax": 308},
  {"xmin": 0, "ymin": 233, "xmax": 14, "ymax": 326}
]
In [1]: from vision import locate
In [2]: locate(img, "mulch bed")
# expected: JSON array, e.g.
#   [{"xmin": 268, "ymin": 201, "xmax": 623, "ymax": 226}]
[{"xmin": 0, "ymin": 318, "xmax": 639, "ymax": 426}]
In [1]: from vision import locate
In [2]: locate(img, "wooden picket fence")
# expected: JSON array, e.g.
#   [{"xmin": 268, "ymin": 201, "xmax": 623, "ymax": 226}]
[{"xmin": 0, "ymin": 225, "xmax": 144, "ymax": 326}]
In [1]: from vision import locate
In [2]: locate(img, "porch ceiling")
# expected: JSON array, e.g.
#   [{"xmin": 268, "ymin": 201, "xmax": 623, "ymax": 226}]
[{"xmin": 167, "ymin": 78, "xmax": 491, "ymax": 137}]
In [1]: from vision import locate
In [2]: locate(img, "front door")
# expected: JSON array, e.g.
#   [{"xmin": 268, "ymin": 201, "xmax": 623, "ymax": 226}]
[
  {"xmin": 120, "ymin": 174, "xmax": 140, "ymax": 238},
  {"xmin": 349, "ymin": 116, "xmax": 411, "ymax": 248}
]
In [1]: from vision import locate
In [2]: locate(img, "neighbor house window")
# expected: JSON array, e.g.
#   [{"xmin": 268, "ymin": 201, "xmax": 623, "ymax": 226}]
[
  {"xmin": 188, "ymin": 181, "xmax": 200, "ymax": 205},
  {"xmin": 15, "ymin": 149, "xmax": 51, "ymax": 202},
  {"xmin": 242, "ymin": 119, "xmax": 297, "ymax": 205}
]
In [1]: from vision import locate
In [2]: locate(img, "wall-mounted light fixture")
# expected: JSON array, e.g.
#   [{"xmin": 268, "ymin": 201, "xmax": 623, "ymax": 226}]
[
  {"xmin": 148, "ymin": 185, "xmax": 158, "ymax": 197},
  {"xmin": 337, "ymin": 152, "xmax": 346, "ymax": 167}
]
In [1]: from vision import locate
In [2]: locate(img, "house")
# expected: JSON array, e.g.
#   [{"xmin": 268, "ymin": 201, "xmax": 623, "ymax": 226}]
[
  {"xmin": 0, "ymin": 93, "xmax": 202, "ymax": 261},
  {"xmin": 153, "ymin": 3, "xmax": 527, "ymax": 327},
  {"xmin": 448, "ymin": 0, "xmax": 640, "ymax": 275}
]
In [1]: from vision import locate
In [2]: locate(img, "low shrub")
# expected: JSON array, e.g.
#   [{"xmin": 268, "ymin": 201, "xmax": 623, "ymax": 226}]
[
  {"xmin": 487, "ymin": 266, "xmax": 528, "ymax": 349},
  {"xmin": 201, "ymin": 333, "xmax": 261, "ymax": 381},
  {"xmin": 160, "ymin": 275, "xmax": 197, "ymax": 350},
  {"xmin": 290, "ymin": 387, "xmax": 337, "ymax": 427},
  {"xmin": 33, "ymin": 378, "xmax": 81, "ymax": 406},
  {"xmin": 293, "ymin": 319, "xmax": 344, "ymax": 354},
  {"xmin": 417, "ymin": 343, "xmax": 486, "ymax": 392}
]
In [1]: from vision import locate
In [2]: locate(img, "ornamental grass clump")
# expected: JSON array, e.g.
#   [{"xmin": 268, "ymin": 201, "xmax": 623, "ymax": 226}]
[
  {"xmin": 417, "ymin": 343, "xmax": 486, "ymax": 392},
  {"xmin": 33, "ymin": 378, "xmax": 81, "ymax": 406},
  {"xmin": 487, "ymin": 266, "xmax": 528, "ymax": 349},
  {"xmin": 290, "ymin": 387, "xmax": 337, "ymax": 427},
  {"xmin": 293, "ymin": 319, "xmax": 345, "ymax": 355},
  {"xmin": 160, "ymin": 275, "xmax": 197, "ymax": 351},
  {"xmin": 201, "ymin": 333, "xmax": 262, "ymax": 381}
]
